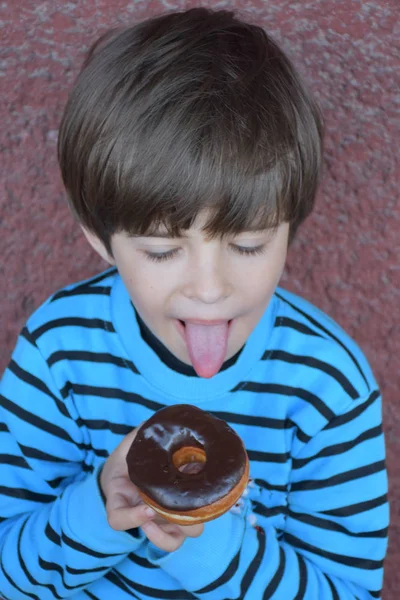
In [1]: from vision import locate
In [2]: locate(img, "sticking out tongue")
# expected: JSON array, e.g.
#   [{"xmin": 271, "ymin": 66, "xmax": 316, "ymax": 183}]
[{"xmin": 184, "ymin": 321, "xmax": 230, "ymax": 378}]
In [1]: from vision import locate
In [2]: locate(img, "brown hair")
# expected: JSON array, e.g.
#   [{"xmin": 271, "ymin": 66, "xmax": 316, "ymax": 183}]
[{"xmin": 58, "ymin": 7, "xmax": 324, "ymax": 255}]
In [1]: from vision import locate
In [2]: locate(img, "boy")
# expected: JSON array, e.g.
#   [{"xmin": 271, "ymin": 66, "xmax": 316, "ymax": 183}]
[{"xmin": 0, "ymin": 6, "xmax": 388, "ymax": 600}]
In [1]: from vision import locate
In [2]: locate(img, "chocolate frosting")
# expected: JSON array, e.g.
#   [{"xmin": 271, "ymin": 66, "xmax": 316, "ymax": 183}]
[{"xmin": 126, "ymin": 404, "xmax": 247, "ymax": 512}]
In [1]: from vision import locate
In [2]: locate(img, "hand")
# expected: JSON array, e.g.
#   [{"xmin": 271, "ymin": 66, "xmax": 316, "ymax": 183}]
[
  {"xmin": 141, "ymin": 514, "xmax": 204, "ymax": 553},
  {"xmin": 100, "ymin": 426, "xmax": 204, "ymax": 552},
  {"xmin": 100, "ymin": 426, "xmax": 155, "ymax": 532}
]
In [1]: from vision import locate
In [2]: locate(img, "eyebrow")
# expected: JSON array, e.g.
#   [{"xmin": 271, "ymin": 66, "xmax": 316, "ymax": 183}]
[
  {"xmin": 133, "ymin": 232, "xmax": 188, "ymax": 239},
  {"xmin": 132, "ymin": 227, "xmax": 267, "ymax": 239}
]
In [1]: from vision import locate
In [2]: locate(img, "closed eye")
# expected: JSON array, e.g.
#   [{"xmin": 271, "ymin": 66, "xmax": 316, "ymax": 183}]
[
  {"xmin": 143, "ymin": 244, "xmax": 266, "ymax": 263},
  {"xmin": 231, "ymin": 244, "xmax": 266, "ymax": 257},
  {"xmin": 143, "ymin": 248, "xmax": 181, "ymax": 263}
]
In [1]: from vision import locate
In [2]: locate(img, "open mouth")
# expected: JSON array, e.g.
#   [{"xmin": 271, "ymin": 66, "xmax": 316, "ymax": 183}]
[
  {"xmin": 176, "ymin": 319, "xmax": 234, "ymax": 335},
  {"xmin": 178, "ymin": 320, "xmax": 232, "ymax": 326},
  {"xmin": 176, "ymin": 319, "xmax": 233, "ymax": 339}
]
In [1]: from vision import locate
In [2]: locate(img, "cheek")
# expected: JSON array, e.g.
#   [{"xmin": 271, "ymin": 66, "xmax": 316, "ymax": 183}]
[
  {"xmin": 124, "ymin": 266, "xmax": 171, "ymax": 313},
  {"xmin": 119, "ymin": 257, "xmax": 151, "ymax": 289},
  {"xmin": 244, "ymin": 259, "xmax": 285, "ymax": 300}
]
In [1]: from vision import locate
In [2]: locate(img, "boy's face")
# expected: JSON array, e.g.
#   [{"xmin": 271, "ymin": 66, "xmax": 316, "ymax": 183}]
[{"xmin": 84, "ymin": 212, "xmax": 289, "ymax": 376}]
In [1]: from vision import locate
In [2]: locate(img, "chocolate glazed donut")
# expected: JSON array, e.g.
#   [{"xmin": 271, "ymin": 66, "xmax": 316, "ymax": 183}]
[{"xmin": 126, "ymin": 404, "xmax": 249, "ymax": 524}]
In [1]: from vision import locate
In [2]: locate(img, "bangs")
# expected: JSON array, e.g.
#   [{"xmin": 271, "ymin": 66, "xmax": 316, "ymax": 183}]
[
  {"xmin": 99, "ymin": 128, "xmax": 296, "ymax": 241},
  {"xmin": 80, "ymin": 64, "xmax": 309, "ymax": 242}
]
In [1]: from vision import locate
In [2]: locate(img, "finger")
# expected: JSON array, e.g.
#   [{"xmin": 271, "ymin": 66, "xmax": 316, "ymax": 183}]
[
  {"xmin": 107, "ymin": 490, "xmax": 141, "ymax": 511},
  {"xmin": 107, "ymin": 502, "xmax": 155, "ymax": 532},
  {"xmin": 109, "ymin": 476, "xmax": 144, "ymax": 507},
  {"xmin": 152, "ymin": 513, "xmax": 171, "ymax": 527},
  {"xmin": 141, "ymin": 521, "xmax": 185, "ymax": 553},
  {"xmin": 178, "ymin": 522, "xmax": 204, "ymax": 538},
  {"xmin": 151, "ymin": 516, "xmax": 203, "ymax": 538}
]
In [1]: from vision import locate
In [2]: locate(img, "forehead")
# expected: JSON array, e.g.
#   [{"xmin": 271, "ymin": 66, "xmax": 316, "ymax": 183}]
[{"xmin": 143, "ymin": 209, "xmax": 268, "ymax": 238}]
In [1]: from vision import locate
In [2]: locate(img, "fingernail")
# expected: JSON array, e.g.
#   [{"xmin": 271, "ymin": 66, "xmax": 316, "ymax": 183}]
[{"xmin": 144, "ymin": 507, "xmax": 155, "ymax": 518}]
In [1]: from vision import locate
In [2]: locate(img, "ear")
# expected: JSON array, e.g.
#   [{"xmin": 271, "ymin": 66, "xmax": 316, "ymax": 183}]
[{"xmin": 80, "ymin": 227, "xmax": 115, "ymax": 265}]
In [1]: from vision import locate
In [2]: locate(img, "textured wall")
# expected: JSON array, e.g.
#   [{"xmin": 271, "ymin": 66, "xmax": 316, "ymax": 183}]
[{"xmin": 1, "ymin": 0, "xmax": 399, "ymax": 596}]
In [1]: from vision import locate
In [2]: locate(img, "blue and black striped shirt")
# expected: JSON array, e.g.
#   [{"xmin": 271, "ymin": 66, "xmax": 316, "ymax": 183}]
[{"xmin": 0, "ymin": 268, "xmax": 389, "ymax": 599}]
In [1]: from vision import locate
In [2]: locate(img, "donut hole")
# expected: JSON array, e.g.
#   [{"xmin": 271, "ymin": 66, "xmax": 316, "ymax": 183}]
[{"xmin": 172, "ymin": 446, "xmax": 206, "ymax": 475}]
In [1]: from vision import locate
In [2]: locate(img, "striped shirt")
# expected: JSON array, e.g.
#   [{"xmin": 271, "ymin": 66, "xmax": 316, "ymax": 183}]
[{"xmin": 0, "ymin": 268, "xmax": 389, "ymax": 599}]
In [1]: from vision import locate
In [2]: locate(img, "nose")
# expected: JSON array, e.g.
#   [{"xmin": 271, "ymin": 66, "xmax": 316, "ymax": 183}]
[{"xmin": 182, "ymin": 253, "xmax": 232, "ymax": 305}]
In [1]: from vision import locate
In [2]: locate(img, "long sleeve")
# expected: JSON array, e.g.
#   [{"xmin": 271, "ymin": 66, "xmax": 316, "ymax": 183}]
[
  {"xmin": 0, "ymin": 328, "xmax": 144, "ymax": 600},
  {"xmin": 147, "ymin": 390, "xmax": 389, "ymax": 599}
]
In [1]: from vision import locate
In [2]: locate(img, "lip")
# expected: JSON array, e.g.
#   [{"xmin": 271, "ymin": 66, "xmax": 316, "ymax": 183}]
[
  {"xmin": 175, "ymin": 318, "xmax": 233, "ymax": 340},
  {"xmin": 180, "ymin": 319, "xmax": 232, "ymax": 325}
]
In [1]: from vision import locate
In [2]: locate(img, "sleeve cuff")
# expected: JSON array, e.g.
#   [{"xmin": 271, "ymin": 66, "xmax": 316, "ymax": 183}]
[
  {"xmin": 146, "ymin": 510, "xmax": 245, "ymax": 591},
  {"xmin": 64, "ymin": 465, "xmax": 146, "ymax": 555}
]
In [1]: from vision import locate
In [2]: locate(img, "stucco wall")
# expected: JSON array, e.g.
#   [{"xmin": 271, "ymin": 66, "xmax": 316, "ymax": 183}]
[{"xmin": 1, "ymin": 1, "xmax": 399, "ymax": 596}]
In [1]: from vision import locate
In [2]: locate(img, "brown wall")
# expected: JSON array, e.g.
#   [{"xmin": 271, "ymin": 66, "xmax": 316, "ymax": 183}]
[{"xmin": 1, "ymin": 1, "xmax": 399, "ymax": 596}]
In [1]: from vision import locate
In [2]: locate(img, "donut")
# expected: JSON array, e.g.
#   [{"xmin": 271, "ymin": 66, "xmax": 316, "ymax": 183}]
[{"xmin": 126, "ymin": 404, "xmax": 249, "ymax": 525}]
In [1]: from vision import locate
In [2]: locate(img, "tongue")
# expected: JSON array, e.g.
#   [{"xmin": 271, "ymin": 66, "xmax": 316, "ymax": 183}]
[{"xmin": 184, "ymin": 321, "xmax": 230, "ymax": 378}]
